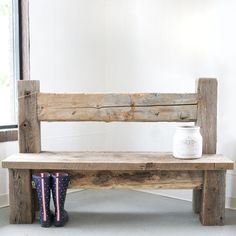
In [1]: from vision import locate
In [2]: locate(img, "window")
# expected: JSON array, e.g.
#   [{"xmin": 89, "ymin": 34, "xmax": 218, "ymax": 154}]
[{"xmin": 0, "ymin": 0, "xmax": 19, "ymax": 129}]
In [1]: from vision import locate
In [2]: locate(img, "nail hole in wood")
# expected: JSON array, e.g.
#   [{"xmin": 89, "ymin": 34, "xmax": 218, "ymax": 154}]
[{"xmin": 25, "ymin": 91, "xmax": 30, "ymax": 96}]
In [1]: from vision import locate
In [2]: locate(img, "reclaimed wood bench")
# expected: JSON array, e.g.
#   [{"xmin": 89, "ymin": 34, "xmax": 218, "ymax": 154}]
[{"xmin": 2, "ymin": 79, "xmax": 234, "ymax": 226}]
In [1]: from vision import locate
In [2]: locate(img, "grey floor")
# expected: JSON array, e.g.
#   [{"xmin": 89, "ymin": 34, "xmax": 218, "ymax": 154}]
[{"xmin": 1, "ymin": 190, "xmax": 236, "ymax": 236}]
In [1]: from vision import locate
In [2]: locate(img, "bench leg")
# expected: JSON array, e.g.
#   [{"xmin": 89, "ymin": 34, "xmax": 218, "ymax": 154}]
[
  {"xmin": 200, "ymin": 170, "xmax": 226, "ymax": 226},
  {"xmin": 9, "ymin": 169, "xmax": 35, "ymax": 224},
  {"xmin": 192, "ymin": 188, "xmax": 202, "ymax": 214}
]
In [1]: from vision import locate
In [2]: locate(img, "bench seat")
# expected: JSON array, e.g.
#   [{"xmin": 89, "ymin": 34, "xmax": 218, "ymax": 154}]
[
  {"xmin": 2, "ymin": 151, "xmax": 234, "ymax": 171},
  {"xmin": 3, "ymin": 152, "xmax": 233, "ymax": 193}
]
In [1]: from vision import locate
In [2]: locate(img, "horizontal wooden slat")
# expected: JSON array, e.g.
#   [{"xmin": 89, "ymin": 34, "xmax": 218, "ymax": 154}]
[
  {"xmin": 38, "ymin": 105, "xmax": 197, "ymax": 122},
  {"xmin": 32, "ymin": 170, "xmax": 204, "ymax": 189},
  {"xmin": 37, "ymin": 93, "xmax": 198, "ymax": 122},
  {"xmin": 2, "ymin": 152, "xmax": 234, "ymax": 170},
  {"xmin": 38, "ymin": 93, "xmax": 198, "ymax": 107}
]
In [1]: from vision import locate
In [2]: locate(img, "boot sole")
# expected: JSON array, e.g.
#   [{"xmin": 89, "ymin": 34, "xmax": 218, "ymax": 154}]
[{"xmin": 54, "ymin": 215, "xmax": 69, "ymax": 227}]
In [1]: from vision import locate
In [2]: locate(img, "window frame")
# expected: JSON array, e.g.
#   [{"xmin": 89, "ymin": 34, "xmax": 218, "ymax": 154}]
[{"xmin": 0, "ymin": 0, "xmax": 30, "ymax": 142}]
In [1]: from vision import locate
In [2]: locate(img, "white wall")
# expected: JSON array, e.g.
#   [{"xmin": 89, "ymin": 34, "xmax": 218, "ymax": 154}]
[
  {"xmin": 103, "ymin": 0, "xmax": 236, "ymax": 204},
  {"xmin": 29, "ymin": 0, "xmax": 107, "ymax": 152},
  {"xmin": 1, "ymin": 0, "xmax": 236, "ymax": 207}
]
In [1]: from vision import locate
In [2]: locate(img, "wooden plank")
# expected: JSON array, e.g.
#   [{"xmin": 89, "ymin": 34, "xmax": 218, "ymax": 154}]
[
  {"xmin": 32, "ymin": 170, "xmax": 203, "ymax": 189},
  {"xmin": 37, "ymin": 93, "xmax": 197, "ymax": 122},
  {"xmin": 18, "ymin": 80, "xmax": 41, "ymax": 153},
  {"xmin": 196, "ymin": 79, "xmax": 217, "ymax": 154},
  {"xmin": 9, "ymin": 169, "xmax": 34, "ymax": 224},
  {"xmin": 0, "ymin": 129, "xmax": 18, "ymax": 142},
  {"xmin": 2, "ymin": 152, "xmax": 234, "ymax": 170},
  {"xmin": 38, "ymin": 105, "xmax": 197, "ymax": 122},
  {"xmin": 17, "ymin": 80, "xmax": 41, "ymax": 222},
  {"xmin": 69, "ymin": 170, "xmax": 203, "ymax": 189},
  {"xmin": 200, "ymin": 170, "xmax": 226, "ymax": 226},
  {"xmin": 37, "ymin": 93, "xmax": 198, "ymax": 107},
  {"xmin": 193, "ymin": 79, "xmax": 218, "ymax": 214}
]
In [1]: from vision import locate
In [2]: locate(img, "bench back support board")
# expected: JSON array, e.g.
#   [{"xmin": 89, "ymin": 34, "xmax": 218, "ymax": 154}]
[{"xmin": 18, "ymin": 79, "xmax": 217, "ymax": 155}]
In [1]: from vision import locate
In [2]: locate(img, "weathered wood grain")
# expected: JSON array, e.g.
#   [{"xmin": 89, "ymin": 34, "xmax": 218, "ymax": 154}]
[
  {"xmin": 196, "ymin": 79, "xmax": 217, "ymax": 154},
  {"xmin": 37, "ymin": 93, "xmax": 198, "ymax": 122},
  {"xmin": 2, "ymin": 152, "xmax": 234, "ymax": 170},
  {"xmin": 16, "ymin": 80, "xmax": 41, "ymax": 223},
  {"xmin": 38, "ymin": 105, "xmax": 197, "ymax": 122},
  {"xmin": 18, "ymin": 80, "xmax": 41, "ymax": 153},
  {"xmin": 200, "ymin": 170, "xmax": 226, "ymax": 226},
  {"xmin": 9, "ymin": 169, "xmax": 34, "ymax": 224},
  {"xmin": 193, "ymin": 79, "xmax": 218, "ymax": 214},
  {"xmin": 69, "ymin": 170, "xmax": 203, "ymax": 189},
  {"xmin": 32, "ymin": 170, "xmax": 203, "ymax": 189},
  {"xmin": 37, "ymin": 93, "xmax": 198, "ymax": 107}
]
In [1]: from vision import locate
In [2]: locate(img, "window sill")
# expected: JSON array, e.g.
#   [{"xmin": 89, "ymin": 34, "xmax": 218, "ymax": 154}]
[{"xmin": 0, "ymin": 129, "xmax": 18, "ymax": 143}]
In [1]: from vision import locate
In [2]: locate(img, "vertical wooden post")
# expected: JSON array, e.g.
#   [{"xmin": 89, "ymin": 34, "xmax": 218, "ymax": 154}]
[
  {"xmin": 193, "ymin": 79, "xmax": 217, "ymax": 214},
  {"xmin": 8, "ymin": 80, "xmax": 41, "ymax": 224},
  {"xmin": 192, "ymin": 79, "xmax": 225, "ymax": 225},
  {"xmin": 196, "ymin": 78, "xmax": 217, "ymax": 154},
  {"xmin": 200, "ymin": 170, "xmax": 226, "ymax": 225},
  {"xmin": 18, "ymin": 80, "xmax": 41, "ymax": 153},
  {"xmin": 9, "ymin": 169, "xmax": 34, "ymax": 223}
]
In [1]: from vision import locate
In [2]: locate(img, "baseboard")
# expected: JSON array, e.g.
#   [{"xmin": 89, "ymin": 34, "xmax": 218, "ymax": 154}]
[
  {"xmin": 137, "ymin": 189, "xmax": 236, "ymax": 210},
  {"xmin": 67, "ymin": 189, "xmax": 84, "ymax": 194},
  {"xmin": 0, "ymin": 189, "xmax": 84, "ymax": 209},
  {"xmin": 226, "ymin": 196, "xmax": 236, "ymax": 210},
  {"xmin": 0, "ymin": 193, "xmax": 8, "ymax": 208}
]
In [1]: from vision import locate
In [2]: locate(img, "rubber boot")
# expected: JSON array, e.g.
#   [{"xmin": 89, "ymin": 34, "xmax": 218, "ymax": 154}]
[
  {"xmin": 51, "ymin": 172, "xmax": 70, "ymax": 227},
  {"xmin": 32, "ymin": 172, "xmax": 53, "ymax": 227}
]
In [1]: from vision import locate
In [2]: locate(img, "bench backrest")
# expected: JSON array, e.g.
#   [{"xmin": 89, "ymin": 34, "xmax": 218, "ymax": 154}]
[{"xmin": 18, "ymin": 79, "xmax": 217, "ymax": 155}]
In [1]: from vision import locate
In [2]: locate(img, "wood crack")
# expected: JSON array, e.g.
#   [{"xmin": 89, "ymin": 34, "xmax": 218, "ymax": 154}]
[{"xmin": 38, "ymin": 103, "xmax": 197, "ymax": 110}]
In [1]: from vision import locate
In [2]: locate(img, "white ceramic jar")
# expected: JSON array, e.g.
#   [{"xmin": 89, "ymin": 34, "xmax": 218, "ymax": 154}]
[{"xmin": 173, "ymin": 126, "xmax": 202, "ymax": 159}]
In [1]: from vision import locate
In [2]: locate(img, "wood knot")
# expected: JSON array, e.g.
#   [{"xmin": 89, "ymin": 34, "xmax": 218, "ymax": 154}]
[
  {"xmin": 25, "ymin": 91, "xmax": 31, "ymax": 96},
  {"xmin": 21, "ymin": 120, "xmax": 30, "ymax": 129}
]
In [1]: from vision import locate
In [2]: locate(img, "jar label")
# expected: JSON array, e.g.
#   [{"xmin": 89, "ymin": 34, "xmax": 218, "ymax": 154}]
[{"xmin": 173, "ymin": 136, "xmax": 202, "ymax": 157}]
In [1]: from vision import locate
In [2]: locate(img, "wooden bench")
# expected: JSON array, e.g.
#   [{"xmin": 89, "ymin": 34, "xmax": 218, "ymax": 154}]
[{"xmin": 2, "ymin": 79, "xmax": 234, "ymax": 226}]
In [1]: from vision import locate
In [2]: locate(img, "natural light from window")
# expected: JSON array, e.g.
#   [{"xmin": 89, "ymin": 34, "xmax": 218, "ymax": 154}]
[{"xmin": 0, "ymin": 0, "xmax": 17, "ymax": 127}]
